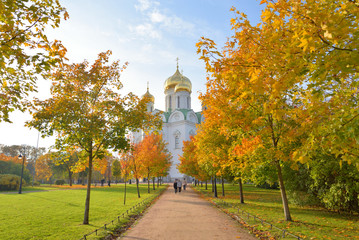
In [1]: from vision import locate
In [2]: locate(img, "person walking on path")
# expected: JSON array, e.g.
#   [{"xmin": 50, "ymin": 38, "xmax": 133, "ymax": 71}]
[
  {"xmin": 177, "ymin": 179, "xmax": 182, "ymax": 192},
  {"xmin": 183, "ymin": 178, "xmax": 187, "ymax": 190},
  {"xmin": 120, "ymin": 185, "xmax": 257, "ymax": 240},
  {"xmin": 173, "ymin": 179, "xmax": 178, "ymax": 193}
]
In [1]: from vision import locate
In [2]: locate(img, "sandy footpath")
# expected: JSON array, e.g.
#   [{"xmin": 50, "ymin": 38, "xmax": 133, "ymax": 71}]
[{"xmin": 119, "ymin": 185, "xmax": 256, "ymax": 240}]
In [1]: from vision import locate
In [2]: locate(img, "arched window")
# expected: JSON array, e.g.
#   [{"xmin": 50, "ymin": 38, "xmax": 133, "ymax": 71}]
[
  {"xmin": 175, "ymin": 136, "xmax": 180, "ymax": 149},
  {"xmin": 169, "ymin": 96, "xmax": 172, "ymax": 109},
  {"xmin": 177, "ymin": 96, "xmax": 180, "ymax": 108}
]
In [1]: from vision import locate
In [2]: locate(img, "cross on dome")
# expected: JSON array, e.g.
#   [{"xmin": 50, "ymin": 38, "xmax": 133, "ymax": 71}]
[{"xmin": 176, "ymin": 57, "xmax": 179, "ymax": 70}]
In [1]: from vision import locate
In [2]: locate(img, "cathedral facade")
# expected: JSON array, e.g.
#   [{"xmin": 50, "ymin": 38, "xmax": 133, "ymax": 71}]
[{"xmin": 132, "ymin": 64, "xmax": 203, "ymax": 181}]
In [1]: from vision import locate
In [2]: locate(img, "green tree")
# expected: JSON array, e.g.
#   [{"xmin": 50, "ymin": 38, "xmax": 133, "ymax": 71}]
[
  {"xmin": 51, "ymin": 150, "xmax": 79, "ymax": 186},
  {"xmin": 112, "ymin": 159, "xmax": 121, "ymax": 183},
  {"xmin": 0, "ymin": 0, "xmax": 68, "ymax": 122},
  {"xmin": 27, "ymin": 51, "xmax": 158, "ymax": 224}
]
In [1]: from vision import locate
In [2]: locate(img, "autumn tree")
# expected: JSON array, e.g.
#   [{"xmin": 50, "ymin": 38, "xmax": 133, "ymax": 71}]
[
  {"xmin": 151, "ymin": 137, "xmax": 171, "ymax": 190},
  {"xmin": 0, "ymin": 0, "xmax": 68, "ymax": 122},
  {"xmin": 197, "ymin": 0, "xmax": 359, "ymax": 220},
  {"xmin": 0, "ymin": 153, "xmax": 20, "ymax": 164},
  {"xmin": 0, "ymin": 144, "xmax": 46, "ymax": 185},
  {"xmin": 27, "ymin": 51, "xmax": 158, "ymax": 224},
  {"xmin": 35, "ymin": 153, "xmax": 53, "ymax": 182},
  {"xmin": 178, "ymin": 136, "xmax": 211, "ymax": 188},
  {"xmin": 131, "ymin": 143, "xmax": 144, "ymax": 198},
  {"xmin": 135, "ymin": 133, "xmax": 171, "ymax": 193}
]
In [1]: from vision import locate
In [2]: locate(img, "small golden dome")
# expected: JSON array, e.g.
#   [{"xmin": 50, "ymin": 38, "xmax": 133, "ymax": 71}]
[
  {"xmin": 164, "ymin": 66, "xmax": 192, "ymax": 93},
  {"xmin": 142, "ymin": 83, "xmax": 155, "ymax": 102},
  {"xmin": 175, "ymin": 80, "xmax": 192, "ymax": 93}
]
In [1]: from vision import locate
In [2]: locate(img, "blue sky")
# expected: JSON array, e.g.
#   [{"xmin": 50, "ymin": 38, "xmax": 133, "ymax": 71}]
[{"xmin": 0, "ymin": 0, "xmax": 264, "ymax": 149}]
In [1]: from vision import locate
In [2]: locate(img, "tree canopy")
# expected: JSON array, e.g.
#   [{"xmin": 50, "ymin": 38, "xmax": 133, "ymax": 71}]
[
  {"xmin": 195, "ymin": 0, "xmax": 359, "ymax": 221},
  {"xmin": 0, "ymin": 0, "xmax": 68, "ymax": 122}
]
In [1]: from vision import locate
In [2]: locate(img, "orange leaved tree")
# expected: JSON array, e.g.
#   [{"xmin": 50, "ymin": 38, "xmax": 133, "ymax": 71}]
[
  {"xmin": 197, "ymin": 0, "xmax": 359, "ymax": 221},
  {"xmin": 178, "ymin": 136, "xmax": 211, "ymax": 187},
  {"xmin": 134, "ymin": 133, "xmax": 171, "ymax": 193}
]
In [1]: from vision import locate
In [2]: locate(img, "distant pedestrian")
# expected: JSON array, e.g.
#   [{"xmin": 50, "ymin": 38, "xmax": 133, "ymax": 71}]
[
  {"xmin": 173, "ymin": 179, "xmax": 178, "ymax": 193},
  {"xmin": 177, "ymin": 179, "xmax": 182, "ymax": 192},
  {"xmin": 183, "ymin": 178, "xmax": 187, "ymax": 191}
]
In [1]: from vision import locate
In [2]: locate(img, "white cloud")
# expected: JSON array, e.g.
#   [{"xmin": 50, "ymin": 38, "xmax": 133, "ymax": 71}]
[
  {"xmin": 162, "ymin": 15, "xmax": 195, "ymax": 35},
  {"xmin": 150, "ymin": 9, "xmax": 166, "ymax": 23},
  {"xmin": 131, "ymin": 0, "xmax": 196, "ymax": 39},
  {"xmin": 135, "ymin": 0, "xmax": 151, "ymax": 12},
  {"xmin": 130, "ymin": 23, "xmax": 162, "ymax": 39}
]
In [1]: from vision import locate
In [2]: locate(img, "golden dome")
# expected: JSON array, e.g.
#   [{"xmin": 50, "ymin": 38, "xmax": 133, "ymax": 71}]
[
  {"xmin": 142, "ymin": 83, "xmax": 155, "ymax": 102},
  {"xmin": 175, "ymin": 80, "xmax": 192, "ymax": 93},
  {"xmin": 164, "ymin": 66, "xmax": 192, "ymax": 93}
]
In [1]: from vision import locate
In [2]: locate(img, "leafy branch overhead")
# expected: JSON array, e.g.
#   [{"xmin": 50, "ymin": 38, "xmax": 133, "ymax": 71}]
[{"xmin": 0, "ymin": 0, "xmax": 68, "ymax": 122}]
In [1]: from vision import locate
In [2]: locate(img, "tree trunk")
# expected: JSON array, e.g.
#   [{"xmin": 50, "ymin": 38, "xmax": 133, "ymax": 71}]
[
  {"xmin": 68, "ymin": 169, "xmax": 72, "ymax": 187},
  {"xmin": 152, "ymin": 177, "xmax": 155, "ymax": 190},
  {"xmin": 205, "ymin": 180, "xmax": 207, "ymax": 190},
  {"xmin": 147, "ymin": 172, "xmax": 150, "ymax": 193},
  {"xmin": 124, "ymin": 175, "xmax": 127, "ymax": 205},
  {"xmin": 214, "ymin": 177, "xmax": 218, "ymax": 198},
  {"xmin": 239, "ymin": 178, "xmax": 244, "ymax": 204},
  {"xmin": 83, "ymin": 145, "xmax": 93, "ymax": 225},
  {"xmin": 82, "ymin": 173, "xmax": 85, "ymax": 186},
  {"xmin": 275, "ymin": 160, "xmax": 292, "ymax": 221},
  {"xmin": 201, "ymin": 181, "xmax": 203, "ymax": 187},
  {"xmin": 211, "ymin": 177, "xmax": 214, "ymax": 193},
  {"xmin": 136, "ymin": 178, "xmax": 140, "ymax": 198},
  {"xmin": 221, "ymin": 176, "xmax": 225, "ymax": 197},
  {"xmin": 157, "ymin": 177, "xmax": 160, "ymax": 188}
]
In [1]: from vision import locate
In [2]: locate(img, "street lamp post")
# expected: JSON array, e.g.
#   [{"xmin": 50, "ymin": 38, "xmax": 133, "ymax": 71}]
[
  {"xmin": 32, "ymin": 132, "xmax": 40, "ymax": 187},
  {"xmin": 18, "ymin": 154, "xmax": 25, "ymax": 194},
  {"xmin": 18, "ymin": 146, "xmax": 26, "ymax": 194}
]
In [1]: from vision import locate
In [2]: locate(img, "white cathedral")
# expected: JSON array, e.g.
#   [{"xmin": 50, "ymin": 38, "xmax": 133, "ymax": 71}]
[{"xmin": 132, "ymin": 63, "xmax": 203, "ymax": 181}]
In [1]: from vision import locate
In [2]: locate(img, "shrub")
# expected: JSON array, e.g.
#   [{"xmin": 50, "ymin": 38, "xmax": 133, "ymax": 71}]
[
  {"xmin": 0, "ymin": 174, "xmax": 26, "ymax": 191},
  {"xmin": 33, "ymin": 181, "xmax": 41, "ymax": 186},
  {"xmin": 55, "ymin": 179, "xmax": 65, "ymax": 185},
  {"xmin": 255, "ymin": 182, "xmax": 279, "ymax": 189},
  {"xmin": 0, "ymin": 160, "xmax": 32, "ymax": 183},
  {"xmin": 284, "ymin": 152, "xmax": 359, "ymax": 213}
]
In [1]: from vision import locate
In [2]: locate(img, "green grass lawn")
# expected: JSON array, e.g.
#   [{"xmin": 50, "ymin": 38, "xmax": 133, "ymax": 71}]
[
  {"xmin": 5, "ymin": 185, "xmax": 60, "ymax": 192},
  {"xmin": 0, "ymin": 184, "xmax": 167, "ymax": 240},
  {"xmin": 195, "ymin": 183, "xmax": 359, "ymax": 240}
]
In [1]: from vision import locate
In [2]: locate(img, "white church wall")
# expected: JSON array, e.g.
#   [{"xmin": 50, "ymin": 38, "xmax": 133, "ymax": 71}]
[
  {"xmin": 175, "ymin": 90, "xmax": 191, "ymax": 109},
  {"xmin": 162, "ymin": 118, "xmax": 197, "ymax": 180},
  {"xmin": 186, "ymin": 111, "xmax": 198, "ymax": 124},
  {"xmin": 168, "ymin": 110, "xmax": 185, "ymax": 123},
  {"xmin": 165, "ymin": 88, "xmax": 175, "ymax": 111}
]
